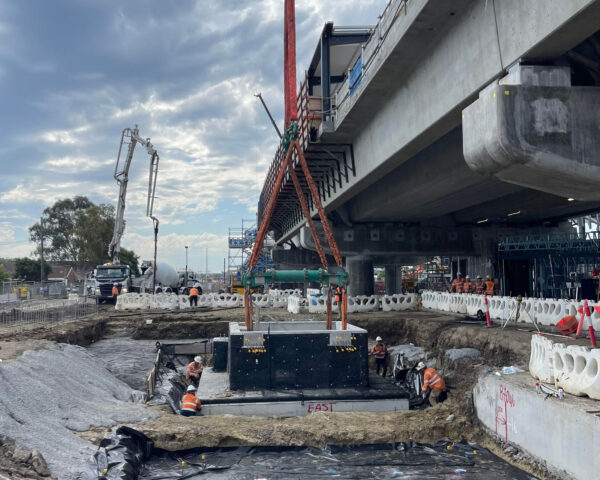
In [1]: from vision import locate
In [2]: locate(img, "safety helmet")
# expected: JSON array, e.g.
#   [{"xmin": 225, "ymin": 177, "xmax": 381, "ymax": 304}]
[
  {"xmin": 486, "ymin": 275, "xmax": 491, "ymax": 280},
  {"xmin": 186, "ymin": 385, "xmax": 197, "ymax": 392},
  {"xmin": 194, "ymin": 283, "xmax": 200, "ymax": 287},
  {"xmin": 113, "ymin": 283, "xmax": 118, "ymax": 286},
  {"xmin": 465, "ymin": 275, "xmax": 470, "ymax": 280},
  {"xmin": 416, "ymin": 361, "xmax": 426, "ymax": 371},
  {"xmin": 457, "ymin": 272, "xmax": 462, "ymax": 276},
  {"xmin": 194, "ymin": 356, "xmax": 202, "ymax": 363},
  {"xmin": 376, "ymin": 336, "xmax": 382, "ymax": 342},
  {"xmin": 477, "ymin": 275, "xmax": 481, "ymax": 279}
]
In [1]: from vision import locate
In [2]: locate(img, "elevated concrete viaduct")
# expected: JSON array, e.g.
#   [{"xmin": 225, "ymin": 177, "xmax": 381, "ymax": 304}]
[{"xmin": 259, "ymin": 0, "xmax": 600, "ymax": 295}]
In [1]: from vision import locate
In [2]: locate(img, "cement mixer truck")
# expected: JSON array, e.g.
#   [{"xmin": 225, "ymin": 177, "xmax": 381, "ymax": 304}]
[{"xmin": 140, "ymin": 261, "xmax": 201, "ymax": 294}]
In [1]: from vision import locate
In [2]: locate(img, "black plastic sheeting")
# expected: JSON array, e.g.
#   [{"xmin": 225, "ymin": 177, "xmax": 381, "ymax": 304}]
[
  {"xmin": 95, "ymin": 426, "xmax": 154, "ymax": 479},
  {"xmin": 138, "ymin": 442, "xmax": 538, "ymax": 479}
]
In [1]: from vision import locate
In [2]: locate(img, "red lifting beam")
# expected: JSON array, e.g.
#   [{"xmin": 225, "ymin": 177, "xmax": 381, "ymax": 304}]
[{"xmin": 284, "ymin": 0, "xmax": 298, "ymax": 128}]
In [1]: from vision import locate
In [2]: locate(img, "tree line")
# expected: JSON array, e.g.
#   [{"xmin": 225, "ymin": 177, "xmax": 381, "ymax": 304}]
[{"xmin": 1, "ymin": 196, "xmax": 140, "ymax": 282}]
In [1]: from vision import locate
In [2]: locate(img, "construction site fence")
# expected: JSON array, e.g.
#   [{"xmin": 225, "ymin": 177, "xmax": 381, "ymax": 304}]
[
  {"xmin": 0, "ymin": 280, "xmax": 70, "ymax": 303},
  {"xmin": 0, "ymin": 296, "xmax": 98, "ymax": 329}
]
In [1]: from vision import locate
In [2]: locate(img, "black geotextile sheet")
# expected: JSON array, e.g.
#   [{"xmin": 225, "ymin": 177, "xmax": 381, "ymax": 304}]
[{"xmin": 137, "ymin": 442, "xmax": 538, "ymax": 479}]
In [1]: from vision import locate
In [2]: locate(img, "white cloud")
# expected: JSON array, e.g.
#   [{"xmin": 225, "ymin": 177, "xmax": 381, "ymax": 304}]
[
  {"xmin": 42, "ymin": 156, "xmax": 112, "ymax": 173},
  {"xmin": 39, "ymin": 125, "xmax": 90, "ymax": 145},
  {"xmin": 122, "ymin": 231, "xmax": 228, "ymax": 270},
  {"xmin": 0, "ymin": 223, "xmax": 15, "ymax": 242}
]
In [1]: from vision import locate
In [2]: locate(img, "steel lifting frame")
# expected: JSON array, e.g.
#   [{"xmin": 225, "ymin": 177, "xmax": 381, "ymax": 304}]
[{"xmin": 244, "ymin": 140, "xmax": 347, "ymax": 331}]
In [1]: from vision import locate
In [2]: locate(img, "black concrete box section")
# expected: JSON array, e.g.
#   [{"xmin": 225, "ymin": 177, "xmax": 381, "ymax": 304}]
[
  {"xmin": 212, "ymin": 337, "xmax": 228, "ymax": 372},
  {"xmin": 228, "ymin": 321, "xmax": 368, "ymax": 391}
]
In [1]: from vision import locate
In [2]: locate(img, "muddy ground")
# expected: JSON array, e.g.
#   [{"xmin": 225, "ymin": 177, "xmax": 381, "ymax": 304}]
[{"xmin": 1, "ymin": 306, "xmax": 586, "ymax": 479}]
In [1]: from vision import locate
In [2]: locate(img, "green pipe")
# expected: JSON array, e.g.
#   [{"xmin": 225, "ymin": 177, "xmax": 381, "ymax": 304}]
[{"xmin": 242, "ymin": 269, "xmax": 348, "ymax": 288}]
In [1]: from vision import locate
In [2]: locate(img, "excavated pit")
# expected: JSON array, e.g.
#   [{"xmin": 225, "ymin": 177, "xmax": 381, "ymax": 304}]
[{"xmin": 0, "ymin": 308, "xmax": 559, "ymax": 479}]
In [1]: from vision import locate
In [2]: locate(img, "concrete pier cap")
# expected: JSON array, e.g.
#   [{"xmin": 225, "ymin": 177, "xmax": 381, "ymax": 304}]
[{"xmin": 463, "ymin": 64, "xmax": 600, "ymax": 201}]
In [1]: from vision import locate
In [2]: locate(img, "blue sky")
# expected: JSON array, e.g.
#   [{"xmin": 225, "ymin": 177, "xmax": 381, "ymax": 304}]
[{"xmin": 0, "ymin": 0, "xmax": 383, "ymax": 272}]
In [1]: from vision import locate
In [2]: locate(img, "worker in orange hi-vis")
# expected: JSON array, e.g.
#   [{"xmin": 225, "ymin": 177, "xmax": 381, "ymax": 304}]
[
  {"xmin": 416, "ymin": 361, "xmax": 447, "ymax": 405},
  {"xmin": 189, "ymin": 283, "xmax": 200, "ymax": 307},
  {"xmin": 484, "ymin": 275, "xmax": 495, "ymax": 295},
  {"xmin": 463, "ymin": 275, "xmax": 473, "ymax": 294},
  {"xmin": 180, "ymin": 385, "xmax": 202, "ymax": 417},
  {"xmin": 111, "ymin": 283, "xmax": 119, "ymax": 303},
  {"xmin": 475, "ymin": 276, "xmax": 485, "ymax": 294},
  {"xmin": 371, "ymin": 336, "xmax": 389, "ymax": 376},
  {"xmin": 186, "ymin": 356, "xmax": 204, "ymax": 387},
  {"xmin": 450, "ymin": 273, "xmax": 464, "ymax": 293}
]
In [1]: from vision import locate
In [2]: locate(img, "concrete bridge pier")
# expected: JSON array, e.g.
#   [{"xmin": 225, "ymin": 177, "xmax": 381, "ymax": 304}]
[
  {"xmin": 384, "ymin": 265, "xmax": 402, "ymax": 294},
  {"xmin": 346, "ymin": 256, "xmax": 374, "ymax": 296}
]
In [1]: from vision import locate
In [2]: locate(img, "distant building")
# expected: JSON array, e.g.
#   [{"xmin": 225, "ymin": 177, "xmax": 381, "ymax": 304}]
[{"xmin": 47, "ymin": 265, "xmax": 82, "ymax": 286}]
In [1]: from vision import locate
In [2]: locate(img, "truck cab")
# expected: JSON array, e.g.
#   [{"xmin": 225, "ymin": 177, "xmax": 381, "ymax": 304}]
[{"xmin": 93, "ymin": 264, "xmax": 132, "ymax": 304}]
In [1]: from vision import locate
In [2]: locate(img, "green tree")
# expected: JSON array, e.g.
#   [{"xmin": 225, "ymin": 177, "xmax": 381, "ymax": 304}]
[
  {"xmin": 0, "ymin": 264, "xmax": 9, "ymax": 283},
  {"xmin": 29, "ymin": 197, "xmax": 117, "ymax": 269},
  {"xmin": 15, "ymin": 258, "xmax": 52, "ymax": 281},
  {"xmin": 118, "ymin": 248, "xmax": 140, "ymax": 276},
  {"xmin": 29, "ymin": 196, "xmax": 93, "ymax": 264},
  {"xmin": 73, "ymin": 204, "xmax": 115, "ymax": 267}
]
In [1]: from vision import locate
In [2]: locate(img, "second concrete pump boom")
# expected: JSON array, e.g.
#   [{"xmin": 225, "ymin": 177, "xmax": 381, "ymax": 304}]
[{"xmin": 108, "ymin": 125, "xmax": 160, "ymax": 264}]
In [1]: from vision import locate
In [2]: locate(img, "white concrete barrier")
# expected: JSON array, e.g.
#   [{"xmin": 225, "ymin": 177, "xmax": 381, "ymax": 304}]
[{"xmin": 529, "ymin": 334, "xmax": 600, "ymax": 400}]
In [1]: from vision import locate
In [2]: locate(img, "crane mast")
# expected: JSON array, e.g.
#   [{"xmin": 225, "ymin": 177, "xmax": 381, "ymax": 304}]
[{"xmin": 108, "ymin": 125, "xmax": 159, "ymax": 264}]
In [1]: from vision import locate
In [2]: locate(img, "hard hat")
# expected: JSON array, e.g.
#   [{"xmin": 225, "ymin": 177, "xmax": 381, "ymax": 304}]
[
  {"xmin": 416, "ymin": 361, "xmax": 426, "ymax": 371},
  {"xmin": 186, "ymin": 385, "xmax": 197, "ymax": 392},
  {"xmin": 113, "ymin": 283, "xmax": 118, "ymax": 286},
  {"xmin": 194, "ymin": 356, "xmax": 202, "ymax": 363},
  {"xmin": 466, "ymin": 275, "xmax": 470, "ymax": 279},
  {"xmin": 457, "ymin": 272, "xmax": 462, "ymax": 276},
  {"xmin": 477, "ymin": 275, "xmax": 482, "ymax": 279},
  {"xmin": 486, "ymin": 275, "xmax": 491, "ymax": 280},
  {"xmin": 194, "ymin": 283, "xmax": 200, "ymax": 287},
  {"xmin": 376, "ymin": 336, "xmax": 382, "ymax": 342}
]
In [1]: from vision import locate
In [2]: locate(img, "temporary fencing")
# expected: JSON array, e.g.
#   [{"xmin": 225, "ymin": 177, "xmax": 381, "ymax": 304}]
[
  {"xmin": 421, "ymin": 290, "xmax": 600, "ymax": 332},
  {"xmin": 529, "ymin": 334, "xmax": 600, "ymax": 400},
  {"xmin": 0, "ymin": 297, "xmax": 98, "ymax": 329}
]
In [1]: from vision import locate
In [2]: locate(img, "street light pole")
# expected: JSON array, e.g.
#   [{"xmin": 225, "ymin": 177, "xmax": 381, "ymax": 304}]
[
  {"xmin": 185, "ymin": 246, "xmax": 188, "ymax": 290},
  {"xmin": 40, "ymin": 217, "xmax": 44, "ymax": 283}
]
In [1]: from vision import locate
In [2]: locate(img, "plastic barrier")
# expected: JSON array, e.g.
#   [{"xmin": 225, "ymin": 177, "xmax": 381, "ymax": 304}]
[
  {"xmin": 529, "ymin": 334, "xmax": 600, "ymax": 400},
  {"xmin": 381, "ymin": 294, "xmax": 416, "ymax": 311},
  {"xmin": 420, "ymin": 290, "xmax": 591, "ymax": 328},
  {"xmin": 287, "ymin": 295, "xmax": 302, "ymax": 314},
  {"xmin": 529, "ymin": 334, "xmax": 555, "ymax": 383},
  {"xmin": 252, "ymin": 293, "xmax": 272, "ymax": 308}
]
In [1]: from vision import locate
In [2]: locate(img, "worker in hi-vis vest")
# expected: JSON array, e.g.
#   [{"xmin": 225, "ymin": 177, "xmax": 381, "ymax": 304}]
[
  {"xmin": 189, "ymin": 283, "xmax": 200, "ymax": 307},
  {"xmin": 180, "ymin": 385, "xmax": 202, "ymax": 417},
  {"xmin": 371, "ymin": 336, "xmax": 389, "ymax": 376},
  {"xmin": 416, "ymin": 361, "xmax": 446, "ymax": 405},
  {"xmin": 111, "ymin": 283, "xmax": 119, "ymax": 303}
]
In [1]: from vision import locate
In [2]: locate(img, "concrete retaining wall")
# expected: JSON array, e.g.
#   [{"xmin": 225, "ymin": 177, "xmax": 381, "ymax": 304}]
[{"xmin": 474, "ymin": 372, "xmax": 600, "ymax": 480}]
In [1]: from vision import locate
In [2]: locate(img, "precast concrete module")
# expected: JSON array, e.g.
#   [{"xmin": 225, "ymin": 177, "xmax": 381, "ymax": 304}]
[{"xmin": 227, "ymin": 321, "xmax": 368, "ymax": 390}]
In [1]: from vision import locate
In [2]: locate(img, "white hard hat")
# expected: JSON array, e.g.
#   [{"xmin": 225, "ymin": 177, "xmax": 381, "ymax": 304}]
[
  {"xmin": 376, "ymin": 336, "xmax": 382, "ymax": 342},
  {"xmin": 466, "ymin": 275, "xmax": 470, "ymax": 279},
  {"xmin": 186, "ymin": 385, "xmax": 196, "ymax": 392},
  {"xmin": 194, "ymin": 356, "xmax": 202, "ymax": 363},
  {"xmin": 486, "ymin": 275, "xmax": 491, "ymax": 279},
  {"xmin": 477, "ymin": 275, "xmax": 482, "ymax": 279},
  {"xmin": 457, "ymin": 272, "xmax": 462, "ymax": 276},
  {"xmin": 113, "ymin": 283, "xmax": 118, "ymax": 286},
  {"xmin": 194, "ymin": 283, "xmax": 200, "ymax": 287},
  {"xmin": 416, "ymin": 361, "xmax": 426, "ymax": 371}
]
